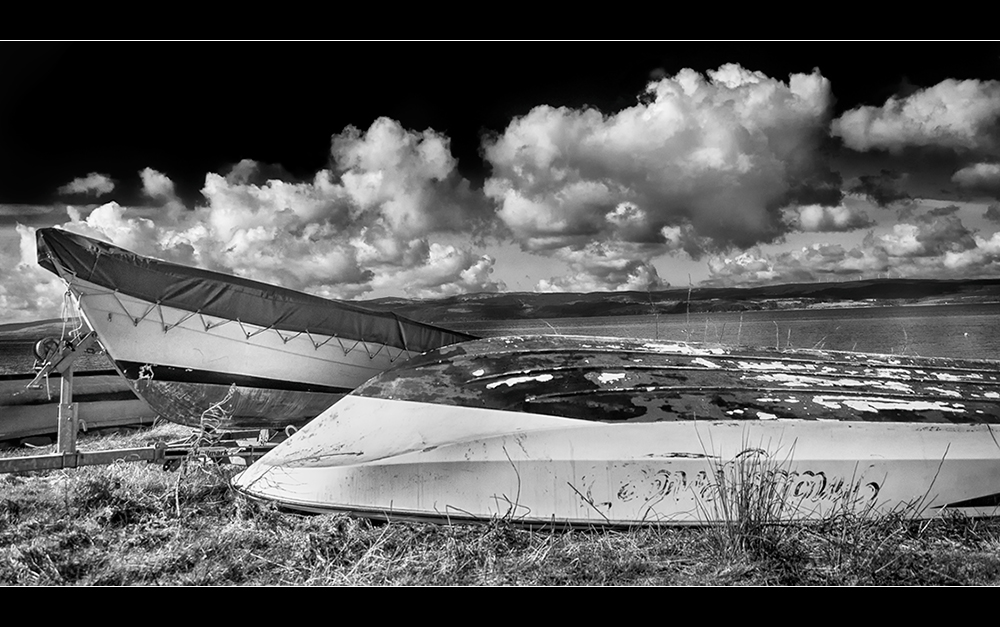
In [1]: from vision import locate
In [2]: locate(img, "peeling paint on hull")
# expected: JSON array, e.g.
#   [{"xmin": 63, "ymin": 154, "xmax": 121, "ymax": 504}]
[
  {"xmin": 233, "ymin": 335, "xmax": 1000, "ymax": 526},
  {"xmin": 353, "ymin": 335, "xmax": 1000, "ymax": 425}
]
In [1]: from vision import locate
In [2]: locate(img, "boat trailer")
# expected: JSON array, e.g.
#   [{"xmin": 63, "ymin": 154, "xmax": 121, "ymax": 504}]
[{"xmin": 0, "ymin": 331, "xmax": 279, "ymax": 474}]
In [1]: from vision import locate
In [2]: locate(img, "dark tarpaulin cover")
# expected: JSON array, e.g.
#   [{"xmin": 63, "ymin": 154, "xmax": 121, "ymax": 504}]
[{"xmin": 36, "ymin": 228, "xmax": 477, "ymax": 352}]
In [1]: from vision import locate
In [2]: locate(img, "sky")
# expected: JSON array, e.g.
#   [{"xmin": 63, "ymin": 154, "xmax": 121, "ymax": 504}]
[{"xmin": 3, "ymin": 41, "xmax": 1000, "ymax": 323}]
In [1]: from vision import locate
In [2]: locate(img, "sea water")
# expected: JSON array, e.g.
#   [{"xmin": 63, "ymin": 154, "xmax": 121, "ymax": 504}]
[{"xmin": 449, "ymin": 302, "xmax": 1000, "ymax": 361}]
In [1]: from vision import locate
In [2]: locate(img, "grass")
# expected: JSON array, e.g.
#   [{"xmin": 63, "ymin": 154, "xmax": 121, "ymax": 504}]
[
  {"xmin": 687, "ymin": 431, "xmax": 999, "ymax": 585},
  {"xmin": 2, "ymin": 424, "xmax": 1000, "ymax": 585},
  {"xmin": 700, "ymin": 441, "xmax": 803, "ymax": 563}
]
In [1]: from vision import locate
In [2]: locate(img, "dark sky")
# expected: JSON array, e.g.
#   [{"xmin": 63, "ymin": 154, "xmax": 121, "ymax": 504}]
[
  {"xmin": 4, "ymin": 41, "xmax": 999, "ymax": 206},
  {"xmin": 6, "ymin": 41, "xmax": 1000, "ymax": 321}
]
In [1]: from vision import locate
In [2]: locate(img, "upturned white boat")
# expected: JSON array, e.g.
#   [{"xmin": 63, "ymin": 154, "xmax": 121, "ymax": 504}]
[
  {"xmin": 232, "ymin": 334, "xmax": 1000, "ymax": 526},
  {"xmin": 35, "ymin": 228, "xmax": 476, "ymax": 431}
]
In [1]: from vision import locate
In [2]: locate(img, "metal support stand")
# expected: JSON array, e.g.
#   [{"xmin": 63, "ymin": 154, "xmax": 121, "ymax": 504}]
[
  {"xmin": 2, "ymin": 331, "xmax": 279, "ymax": 474},
  {"xmin": 56, "ymin": 364, "xmax": 79, "ymax": 457},
  {"xmin": 23, "ymin": 332, "xmax": 96, "ymax": 468}
]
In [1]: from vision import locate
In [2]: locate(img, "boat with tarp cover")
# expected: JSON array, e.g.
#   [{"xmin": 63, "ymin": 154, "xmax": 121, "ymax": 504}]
[
  {"xmin": 35, "ymin": 227, "xmax": 476, "ymax": 431},
  {"xmin": 233, "ymin": 334, "xmax": 1000, "ymax": 526}
]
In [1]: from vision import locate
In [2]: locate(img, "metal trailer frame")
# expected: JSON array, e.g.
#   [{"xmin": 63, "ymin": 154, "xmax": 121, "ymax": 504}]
[{"xmin": 0, "ymin": 331, "xmax": 278, "ymax": 474}]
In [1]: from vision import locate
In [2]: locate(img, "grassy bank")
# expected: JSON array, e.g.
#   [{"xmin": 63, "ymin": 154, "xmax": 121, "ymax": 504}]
[{"xmin": 2, "ymin": 424, "xmax": 1000, "ymax": 586}]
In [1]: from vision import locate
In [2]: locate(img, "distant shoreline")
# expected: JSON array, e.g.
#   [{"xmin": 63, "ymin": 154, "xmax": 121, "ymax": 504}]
[
  {"xmin": 5, "ymin": 276, "xmax": 1000, "ymax": 331},
  {"xmin": 4, "ymin": 298, "xmax": 999, "ymax": 338}
]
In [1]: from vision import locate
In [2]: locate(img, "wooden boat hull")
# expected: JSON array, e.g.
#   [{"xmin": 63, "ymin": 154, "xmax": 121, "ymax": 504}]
[
  {"xmin": 233, "ymin": 335, "xmax": 1000, "ymax": 526},
  {"xmin": 35, "ymin": 228, "xmax": 475, "ymax": 430},
  {"xmin": 59, "ymin": 276, "xmax": 402, "ymax": 430},
  {"xmin": 1, "ymin": 370, "xmax": 157, "ymax": 444}
]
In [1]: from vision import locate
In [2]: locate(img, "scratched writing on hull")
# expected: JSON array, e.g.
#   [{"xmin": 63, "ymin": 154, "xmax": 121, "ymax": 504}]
[{"xmin": 616, "ymin": 466, "xmax": 881, "ymax": 505}]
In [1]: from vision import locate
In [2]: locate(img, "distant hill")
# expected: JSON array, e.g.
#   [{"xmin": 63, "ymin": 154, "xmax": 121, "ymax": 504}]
[
  {"xmin": 0, "ymin": 319, "xmax": 70, "ymax": 340},
  {"xmin": 360, "ymin": 278, "xmax": 1000, "ymax": 324},
  {"xmin": 4, "ymin": 278, "xmax": 1000, "ymax": 337}
]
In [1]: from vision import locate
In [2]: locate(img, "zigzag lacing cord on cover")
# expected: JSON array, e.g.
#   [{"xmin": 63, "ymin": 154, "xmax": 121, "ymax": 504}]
[{"xmin": 79, "ymin": 283, "xmax": 415, "ymax": 363}]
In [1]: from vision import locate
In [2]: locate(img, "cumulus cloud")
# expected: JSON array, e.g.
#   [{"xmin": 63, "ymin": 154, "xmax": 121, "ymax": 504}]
[
  {"xmin": 985, "ymin": 203, "xmax": 1000, "ymax": 223},
  {"xmin": 706, "ymin": 213, "xmax": 998, "ymax": 285},
  {"xmin": 62, "ymin": 202, "xmax": 167, "ymax": 260},
  {"xmin": 707, "ymin": 250, "xmax": 780, "ymax": 285},
  {"xmin": 939, "ymin": 231, "xmax": 1000, "ymax": 274},
  {"xmin": 140, "ymin": 167, "xmax": 180, "ymax": 201},
  {"xmin": 484, "ymin": 63, "xmax": 839, "ymax": 292},
  {"xmin": 332, "ymin": 118, "xmax": 490, "ymax": 239},
  {"xmin": 57, "ymin": 172, "xmax": 115, "ymax": 196},
  {"xmin": 223, "ymin": 159, "xmax": 299, "ymax": 187},
  {"xmin": 832, "ymin": 79, "xmax": 1000, "ymax": 154},
  {"xmin": 878, "ymin": 213, "xmax": 976, "ymax": 257},
  {"xmin": 786, "ymin": 204, "xmax": 874, "ymax": 232},
  {"xmin": 535, "ymin": 242, "xmax": 666, "ymax": 293},
  {"xmin": 848, "ymin": 170, "xmax": 912, "ymax": 207},
  {"xmin": 952, "ymin": 162, "xmax": 1000, "ymax": 196},
  {"xmin": 0, "ymin": 225, "xmax": 67, "ymax": 322},
  {"xmin": 368, "ymin": 244, "xmax": 503, "ymax": 299},
  {"xmin": 707, "ymin": 244, "xmax": 875, "ymax": 287},
  {"xmin": 707, "ymin": 245, "xmax": 886, "ymax": 286},
  {"xmin": 12, "ymin": 118, "xmax": 504, "ymax": 314}
]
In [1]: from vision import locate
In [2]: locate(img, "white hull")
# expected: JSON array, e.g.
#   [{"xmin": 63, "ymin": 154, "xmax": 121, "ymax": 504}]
[
  {"xmin": 70, "ymin": 275, "xmax": 409, "ymax": 390},
  {"xmin": 35, "ymin": 227, "xmax": 474, "ymax": 430},
  {"xmin": 233, "ymin": 395, "xmax": 1000, "ymax": 526},
  {"xmin": 233, "ymin": 334, "xmax": 1000, "ymax": 526},
  {"xmin": 63, "ymin": 276, "xmax": 413, "ymax": 429}
]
